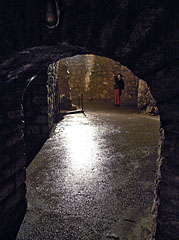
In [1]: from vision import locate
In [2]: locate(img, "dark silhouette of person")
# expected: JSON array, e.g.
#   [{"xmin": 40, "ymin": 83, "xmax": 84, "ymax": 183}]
[{"xmin": 114, "ymin": 74, "xmax": 124, "ymax": 106}]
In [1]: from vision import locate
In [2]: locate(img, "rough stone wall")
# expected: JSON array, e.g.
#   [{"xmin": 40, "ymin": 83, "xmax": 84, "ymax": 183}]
[
  {"xmin": 0, "ymin": 65, "xmax": 59, "ymax": 239},
  {"xmin": 0, "ymin": 103, "xmax": 26, "ymax": 239},
  {"xmin": 58, "ymin": 60, "xmax": 70, "ymax": 97},
  {"xmin": 0, "ymin": 45, "xmax": 84, "ymax": 240},
  {"xmin": 58, "ymin": 55, "xmax": 139, "ymax": 105},
  {"xmin": 23, "ymin": 65, "xmax": 59, "ymax": 167},
  {"xmin": 152, "ymin": 103, "xmax": 179, "ymax": 239},
  {"xmin": 138, "ymin": 80, "xmax": 158, "ymax": 115},
  {"xmin": 47, "ymin": 62, "xmax": 59, "ymax": 127},
  {"xmin": 0, "ymin": 82, "xmax": 27, "ymax": 240}
]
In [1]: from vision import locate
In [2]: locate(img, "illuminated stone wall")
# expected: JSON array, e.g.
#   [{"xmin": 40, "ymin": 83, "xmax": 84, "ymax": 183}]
[
  {"xmin": 138, "ymin": 80, "xmax": 158, "ymax": 115},
  {"xmin": 58, "ymin": 55, "xmax": 139, "ymax": 106}
]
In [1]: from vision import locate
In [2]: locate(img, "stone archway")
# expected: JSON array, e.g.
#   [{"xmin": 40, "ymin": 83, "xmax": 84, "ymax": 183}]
[{"xmin": 0, "ymin": 1, "xmax": 178, "ymax": 239}]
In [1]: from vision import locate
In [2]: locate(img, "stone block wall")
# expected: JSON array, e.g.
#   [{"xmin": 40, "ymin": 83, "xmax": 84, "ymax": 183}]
[{"xmin": 58, "ymin": 55, "xmax": 139, "ymax": 106}]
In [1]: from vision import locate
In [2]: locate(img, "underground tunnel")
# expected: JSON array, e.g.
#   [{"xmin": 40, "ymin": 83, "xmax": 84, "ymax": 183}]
[
  {"xmin": 0, "ymin": 0, "xmax": 178, "ymax": 239},
  {"xmin": 16, "ymin": 54, "xmax": 160, "ymax": 239}
]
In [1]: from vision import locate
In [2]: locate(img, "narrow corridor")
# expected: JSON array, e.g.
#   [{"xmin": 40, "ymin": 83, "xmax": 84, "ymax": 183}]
[{"xmin": 17, "ymin": 103, "xmax": 160, "ymax": 240}]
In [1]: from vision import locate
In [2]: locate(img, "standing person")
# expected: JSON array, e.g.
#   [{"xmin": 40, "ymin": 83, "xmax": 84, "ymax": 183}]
[{"xmin": 114, "ymin": 74, "xmax": 124, "ymax": 106}]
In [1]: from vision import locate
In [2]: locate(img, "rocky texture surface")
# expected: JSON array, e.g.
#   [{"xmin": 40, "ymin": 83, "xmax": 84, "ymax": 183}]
[
  {"xmin": 0, "ymin": 64, "xmax": 59, "ymax": 239},
  {"xmin": 23, "ymin": 63, "xmax": 59, "ymax": 167},
  {"xmin": 138, "ymin": 80, "xmax": 158, "ymax": 115},
  {"xmin": 58, "ymin": 54, "xmax": 139, "ymax": 105},
  {"xmin": 0, "ymin": 0, "xmax": 178, "ymax": 239},
  {"xmin": 58, "ymin": 58, "xmax": 74, "ymax": 110}
]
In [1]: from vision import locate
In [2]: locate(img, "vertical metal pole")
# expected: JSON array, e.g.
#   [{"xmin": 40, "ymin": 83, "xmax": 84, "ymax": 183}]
[
  {"xmin": 81, "ymin": 94, "xmax": 84, "ymax": 112},
  {"xmin": 78, "ymin": 94, "xmax": 81, "ymax": 109}
]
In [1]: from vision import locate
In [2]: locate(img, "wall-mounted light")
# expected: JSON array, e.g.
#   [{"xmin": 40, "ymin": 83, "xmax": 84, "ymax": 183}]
[{"xmin": 45, "ymin": 0, "xmax": 60, "ymax": 29}]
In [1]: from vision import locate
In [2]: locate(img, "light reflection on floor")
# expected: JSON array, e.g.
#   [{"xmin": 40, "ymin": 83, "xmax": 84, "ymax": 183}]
[
  {"xmin": 53, "ymin": 115, "xmax": 101, "ymax": 196},
  {"xmin": 65, "ymin": 119, "xmax": 98, "ymax": 171},
  {"xmin": 17, "ymin": 104, "xmax": 160, "ymax": 240}
]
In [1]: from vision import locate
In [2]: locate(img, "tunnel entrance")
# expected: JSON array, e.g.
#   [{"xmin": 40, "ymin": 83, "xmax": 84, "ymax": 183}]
[
  {"xmin": 58, "ymin": 55, "xmax": 139, "ymax": 107},
  {"xmin": 58, "ymin": 54, "xmax": 139, "ymax": 112},
  {"xmin": 57, "ymin": 54, "xmax": 158, "ymax": 116}
]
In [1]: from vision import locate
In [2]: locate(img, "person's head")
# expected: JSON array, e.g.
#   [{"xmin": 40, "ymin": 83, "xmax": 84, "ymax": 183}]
[{"xmin": 117, "ymin": 74, "xmax": 121, "ymax": 80}]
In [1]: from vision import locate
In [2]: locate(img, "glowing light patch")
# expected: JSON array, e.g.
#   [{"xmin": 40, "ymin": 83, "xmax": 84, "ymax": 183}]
[{"xmin": 64, "ymin": 119, "xmax": 98, "ymax": 172}]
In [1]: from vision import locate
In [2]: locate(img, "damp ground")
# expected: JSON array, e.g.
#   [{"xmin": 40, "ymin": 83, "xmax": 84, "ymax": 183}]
[{"xmin": 17, "ymin": 103, "xmax": 160, "ymax": 240}]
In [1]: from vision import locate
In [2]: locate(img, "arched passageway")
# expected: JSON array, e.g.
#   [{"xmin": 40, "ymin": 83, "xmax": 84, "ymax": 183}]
[
  {"xmin": 57, "ymin": 54, "xmax": 157, "ymax": 115},
  {"xmin": 0, "ymin": 1, "xmax": 178, "ymax": 239},
  {"xmin": 17, "ymin": 55, "xmax": 160, "ymax": 239}
]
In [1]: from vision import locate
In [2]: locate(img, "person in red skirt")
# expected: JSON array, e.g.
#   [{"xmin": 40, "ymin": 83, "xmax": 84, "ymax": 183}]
[{"xmin": 114, "ymin": 74, "xmax": 124, "ymax": 106}]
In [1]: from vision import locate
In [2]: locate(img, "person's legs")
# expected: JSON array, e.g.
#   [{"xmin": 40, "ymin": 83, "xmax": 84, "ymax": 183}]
[{"xmin": 114, "ymin": 89, "xmax": 120, "ymax": 105}]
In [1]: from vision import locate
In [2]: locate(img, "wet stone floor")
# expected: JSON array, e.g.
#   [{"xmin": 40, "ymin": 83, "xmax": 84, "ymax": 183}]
[{"xmin": 17, "ymin": 103, "xmax": 160, "ymax": 240}]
